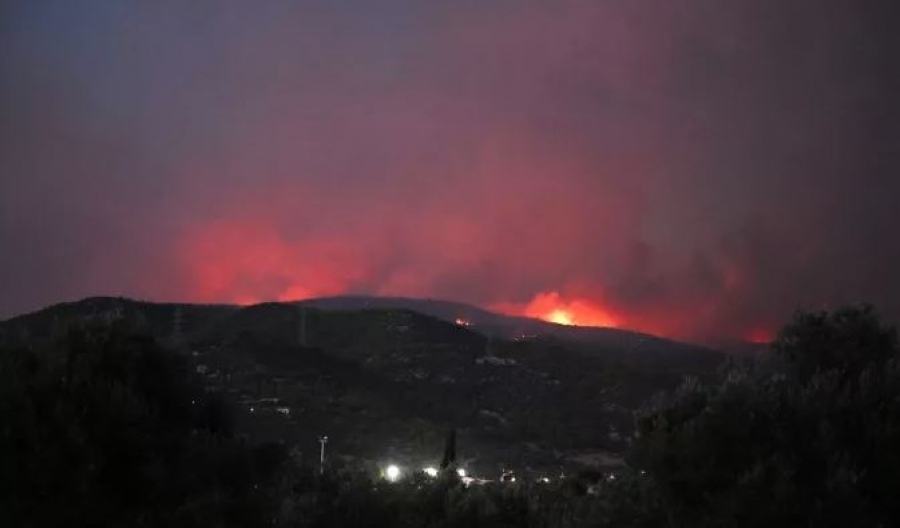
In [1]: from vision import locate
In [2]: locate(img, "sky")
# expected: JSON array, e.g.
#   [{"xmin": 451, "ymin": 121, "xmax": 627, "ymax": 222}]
[{"xmin": 2, "ymin": 0, "xmax": 899, "ymax": 342}]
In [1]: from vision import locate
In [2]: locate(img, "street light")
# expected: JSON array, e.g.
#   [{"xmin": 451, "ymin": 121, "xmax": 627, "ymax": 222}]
[
  {"xmin": 456, "ymin": 468, "xmax": 467, "ymax": 478},
  {"xmin": 318, "ymin": 435, "xmax": 328, "ymax": 474},
  {"xmin": 423, "ymin": 467, "xmax": 438, "ymax": 477},
  {"xmin": 385, "ymin": 464, "xmax": 401, "ymax": 482}
]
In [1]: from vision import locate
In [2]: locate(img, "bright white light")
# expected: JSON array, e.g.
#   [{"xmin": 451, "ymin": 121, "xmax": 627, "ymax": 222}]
[
  {"xmin": 539, "ymin": 477, "xmax": 550, "ymax": 483},
  {"xmin": 385, "ymin": 464, "xmax": 401, "ymax": 482},
  {"xmin": 423, "ymin": 467, "xmax": 438, "ymax": 477},
  {"xmin": 456, "ymin": 468, "xmax": 467, "ymax": 478}
]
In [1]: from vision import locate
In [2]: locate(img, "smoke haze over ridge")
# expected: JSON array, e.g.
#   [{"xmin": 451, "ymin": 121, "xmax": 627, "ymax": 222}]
[{"xmin": 2, "ymin": 0, "xmax": 899, "ymax": 341}]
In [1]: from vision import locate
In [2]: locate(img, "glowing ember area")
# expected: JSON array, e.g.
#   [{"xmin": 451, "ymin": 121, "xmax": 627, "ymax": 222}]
[
  {"xmin": 745, "ymin": 327, "xmax": 774, "ymax": 344},
  {"xmin": 514, "ymin": 291, "xmax": 620, "ymax": 328},
  {"xmin": 546, "ymin": 309, "xmax": 574, "ymax": 326},
  {"xmin": 455, "ymin": 318, "xmax": 471, "ymax": 327}
]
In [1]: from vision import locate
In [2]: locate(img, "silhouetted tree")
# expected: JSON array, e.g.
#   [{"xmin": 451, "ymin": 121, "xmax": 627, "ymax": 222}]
[
  {"xmin": 0, "ymin": 321, "xmax": 284, "ymax": 528},
  {"xmin": 632, "ymin": 305, "xmax": 900, "ymax": 527},
  {"xmin": 440, "ymin": 428, "xmax": 457, "ymax": 470}
]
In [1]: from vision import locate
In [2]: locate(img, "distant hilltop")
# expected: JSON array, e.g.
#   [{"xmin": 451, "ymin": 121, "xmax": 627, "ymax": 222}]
[{"xmin": 0, "ymin": 294, "xmax": 746, "ymax": 365}]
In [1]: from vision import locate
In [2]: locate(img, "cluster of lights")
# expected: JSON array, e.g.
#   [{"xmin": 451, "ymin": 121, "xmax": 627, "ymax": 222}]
[
  {"xmin": 500, "ymin": 471, "xmax": 516, "ymax": 483},
  {"xmin": 382, "ymin": 465, "xmax": 569, "ymax": 486},
  {"xmin": 385, "ymin": 465, "xmax": 470, "ymax": 482}
]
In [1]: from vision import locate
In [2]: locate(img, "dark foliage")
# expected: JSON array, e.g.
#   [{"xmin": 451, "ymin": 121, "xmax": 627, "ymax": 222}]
[
  {"xmin": 440, "ymin": 428, "xmax": 457, "ymax": 470},
  {"xmin": 0, "ymin": 321, "xmax": 286, "ymax": 528},
  {"xmin": 4, "ymin": 305, "xmax": 900, "ymax": 527},
  {"xmin": 633, "ymin": 305, "xmax": 900, "ymax": 527}
]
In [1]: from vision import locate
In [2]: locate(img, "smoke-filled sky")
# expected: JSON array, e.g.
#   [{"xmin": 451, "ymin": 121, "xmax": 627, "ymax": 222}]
[{"xmin": 2, "ymin": 0, "xmax": 899, "ymax": 342}]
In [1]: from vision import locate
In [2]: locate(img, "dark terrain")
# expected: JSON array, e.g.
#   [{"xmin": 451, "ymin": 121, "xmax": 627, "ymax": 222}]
[{"xmin": 0, "ymin": 296, "xmax": 725, "ymax": 478}]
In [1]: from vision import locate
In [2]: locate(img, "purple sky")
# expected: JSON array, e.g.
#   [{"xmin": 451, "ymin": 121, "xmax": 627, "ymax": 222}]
[{"xmin": 2, "ymin": 0, "xmax": 899, "ymax": 341}]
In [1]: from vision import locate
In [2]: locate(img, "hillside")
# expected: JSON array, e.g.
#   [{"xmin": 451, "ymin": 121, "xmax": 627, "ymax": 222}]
[
  {"xmin": 0, "ymin": 296, "xmax": 726, "ymax": 478},
  {"xmin": 304, "ymin": 295, "xmax": 720, "ymax": 366}
]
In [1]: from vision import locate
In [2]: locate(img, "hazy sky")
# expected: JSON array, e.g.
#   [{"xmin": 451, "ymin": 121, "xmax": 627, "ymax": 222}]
[{"xmin": 2, "ymin": 0, "xmax": 898, "ymax": 341}]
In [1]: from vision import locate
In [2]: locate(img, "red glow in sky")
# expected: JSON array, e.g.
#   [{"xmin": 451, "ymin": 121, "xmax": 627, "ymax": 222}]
[
  {"xmin": 9, "ymin": 1, "xmax": 888, "ymax": 344},
  {"xmin": 177, "ymin": 217, "xmax": 367, "ymax": 306},
  {"xmin": 169, "ymin": 201, "xmax": 779, "ymax": 344},
  {"xmin": 745, "ymin": 327, "xmax": 775, "ymax": 344}
]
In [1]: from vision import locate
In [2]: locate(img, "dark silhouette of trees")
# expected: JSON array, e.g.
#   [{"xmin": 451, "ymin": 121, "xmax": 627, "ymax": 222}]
[
  {"xmin": 0, "ymin": 321, "xmax": 285, "ymax": 528},
  {"xmin": 4, "ymin": 305, "xmax": 900, "ymax": 527},
  {"xmin": 632, "ymin": 305, "xmax": 900, "ymax": 527},
  {"xmin": 440, "ymin": 428, "xmax": 457, "ymax": 470}
]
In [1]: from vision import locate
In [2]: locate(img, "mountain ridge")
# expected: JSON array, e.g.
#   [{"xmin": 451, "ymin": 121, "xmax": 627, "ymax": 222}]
[{"xmin": 1, "ymin": 294, "xmax": 731, "ymax": 354}]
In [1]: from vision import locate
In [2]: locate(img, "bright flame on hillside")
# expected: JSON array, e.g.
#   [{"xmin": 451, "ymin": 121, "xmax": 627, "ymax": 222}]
[
  {"xmin": 518, "ymin": 291, "xmax": 619, "ymax": 328},
  {"xmin": 455, "ymin": 318, "xmax": 471, "ymax": 327},
  {"xmin": 546, "ymin": 309, "xmax": 574, "ymax": 326}
]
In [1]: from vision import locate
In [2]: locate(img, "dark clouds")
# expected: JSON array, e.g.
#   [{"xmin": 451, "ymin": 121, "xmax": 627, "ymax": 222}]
[{"xmin": 2, "ymin": 0, "xmax": 899, "ymax": 341}]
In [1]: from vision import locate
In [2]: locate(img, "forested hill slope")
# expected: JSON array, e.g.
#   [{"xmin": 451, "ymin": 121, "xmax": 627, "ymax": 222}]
[{"xmin": 0, "ymin": 296, "xmax": 725, "ymax": 476}]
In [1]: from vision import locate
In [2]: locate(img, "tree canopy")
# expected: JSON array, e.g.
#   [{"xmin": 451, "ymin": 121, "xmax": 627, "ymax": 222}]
[
  {"xmin": 0, "ymin": 321, "xmax": 285, "ymax": 527},
  {"xmin": 632, "ymin": 305, "xmax": 900, "ymax": 527}
]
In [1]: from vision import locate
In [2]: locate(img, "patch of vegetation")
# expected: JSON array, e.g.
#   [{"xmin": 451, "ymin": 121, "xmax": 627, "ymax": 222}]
[{"xmin": 0, "ymin": 321, "xmax": 285, "ymax": 527}]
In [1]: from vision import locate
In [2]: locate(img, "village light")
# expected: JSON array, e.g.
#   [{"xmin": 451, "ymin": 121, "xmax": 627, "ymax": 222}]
[
  {"xmin": 385, "ymin": 464, "xmax": 401, "ymax": 482},
  {"xmin": 423, "ymin": 467, "xmax": 438, "ymax": 477},
  {"xmin": 456, "ymin": 468, "xmax": 466, "ymax": 478}
]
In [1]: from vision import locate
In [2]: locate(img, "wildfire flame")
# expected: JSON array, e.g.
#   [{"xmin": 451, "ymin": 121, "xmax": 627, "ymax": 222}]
[
  {"xmin": 502, "ymin": 291, "xmax": 620, "ymax": 328},
  {"xmin": 546, "ymin": 309, "xmax": 575, "ymax": 326}
]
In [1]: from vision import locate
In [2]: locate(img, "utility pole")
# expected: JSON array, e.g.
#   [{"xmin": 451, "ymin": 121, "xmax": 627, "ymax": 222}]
[{"xmin": 318, "ymin": 435, "xmax": 328, "ymax": 474}]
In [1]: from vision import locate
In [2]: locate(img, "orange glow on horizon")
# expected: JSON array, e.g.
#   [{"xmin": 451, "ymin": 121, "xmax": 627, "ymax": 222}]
[
  {"xmin": 175, "ymin": 215, "xmax": 773, "ymax": 343},
  {"xmin": 745, "ymin": 327, "xmax": 774, "ymax": 344},
  {"xmin": 177, "ymin": 217, "xmax": 364, "ymax": 306},
  {"xmin": 546, "ymin": 309, "xmax": 574, "ymax": 326},
  {"xmin": 233, "ymin": 295, "xmax": 260, "ymax": 306},
  {"xmin": 503, "ymin": 291, "xmax": 620, "ymax": 328}
]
